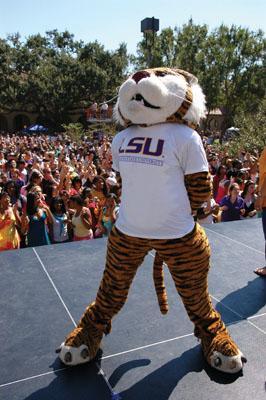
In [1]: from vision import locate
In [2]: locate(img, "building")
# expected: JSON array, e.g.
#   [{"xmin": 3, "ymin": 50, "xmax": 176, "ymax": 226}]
[
  {"xmin": 0, "ymin": 105, "xmax": 113, "ymax": 132},
  {"xmin": 204, "ymin": 108, "xmax": 226, "ymax": 132}
]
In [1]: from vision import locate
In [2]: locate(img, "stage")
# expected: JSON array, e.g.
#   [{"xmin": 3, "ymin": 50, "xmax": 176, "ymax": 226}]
[{"xmin": 0, "ymin": 219, "xmax": 265, "ymax": 399}]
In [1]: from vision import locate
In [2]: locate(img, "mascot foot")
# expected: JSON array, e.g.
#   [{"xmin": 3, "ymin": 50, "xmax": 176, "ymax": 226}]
[
  {"xmin": 200, "ymin": 330, "xmax": 247, "ymax": 374},
  {"xmin": 56, "ymin": 341, "xmax": 92, "ymax": 366},
  {"xmin": 56, "ymin": 320, "xmax": 104, "ymax": 366},
  {"xmin": 209, "ymin": 350, "xmax": 247, "ymax": 374}
]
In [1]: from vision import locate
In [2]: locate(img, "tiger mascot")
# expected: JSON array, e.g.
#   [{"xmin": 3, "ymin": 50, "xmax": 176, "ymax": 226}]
[{"xmin": 57, "ymin": 67, "xmax": 247, "ymax": 374}]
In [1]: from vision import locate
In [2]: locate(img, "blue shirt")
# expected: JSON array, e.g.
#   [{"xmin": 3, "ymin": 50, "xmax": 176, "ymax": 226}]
[
  {"xmin": 27, "ymin": 211, "xmax": 50, "ymax": 247},
  {"xmin": 220, "ymin": 195, "xmax": 245, "ymax": 222}
]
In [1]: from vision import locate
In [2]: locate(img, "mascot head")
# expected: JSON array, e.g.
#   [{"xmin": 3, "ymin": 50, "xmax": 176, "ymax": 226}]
[{"xmin": 113, "ymin": 67, "xmax": 206, "ymax": 129}]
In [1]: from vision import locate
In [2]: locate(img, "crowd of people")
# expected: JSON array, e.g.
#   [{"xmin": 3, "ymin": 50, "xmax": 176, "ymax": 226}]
[
  {"xmin": 0, "ymin": 132, "xmax": 120, "ymax": 251},
  {"xmin": 197, "ymin": 137, "xmax": 261, "ymax": 224},
  {"xmin": 0, "ymin": 131, "xmax": 264, "ymax": 253}
]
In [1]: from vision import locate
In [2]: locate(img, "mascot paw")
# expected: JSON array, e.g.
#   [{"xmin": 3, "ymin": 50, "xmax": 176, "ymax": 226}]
[
  {"xmin": 56, "ymin": 319, "xmax": 104, "ymax": 366},
  {"xmin": 199, "ymin": 329, "xmax": 247, "ymax": 374},
  {"xmin": 210, "ymin": 350, "xmax": 247, "ymax": 374},
  {"xmin": 56, "ymin": 342, "xmax": 91, "ymax": 366}
]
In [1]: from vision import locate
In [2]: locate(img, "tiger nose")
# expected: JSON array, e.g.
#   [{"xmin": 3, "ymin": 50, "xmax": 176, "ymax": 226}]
[{"xmin": 131, "ymin": 70, "xmax": 150, "ymax": 83}]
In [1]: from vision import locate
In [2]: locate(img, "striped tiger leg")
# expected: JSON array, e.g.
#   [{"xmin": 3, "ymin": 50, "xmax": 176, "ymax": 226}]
[
  {"xmin": 153, "ymin": 223, "xmax": 246, "ymax": 373},
  {"xmin": 58, "ymin": 226, "xmax": 151, "ymax": 366}
]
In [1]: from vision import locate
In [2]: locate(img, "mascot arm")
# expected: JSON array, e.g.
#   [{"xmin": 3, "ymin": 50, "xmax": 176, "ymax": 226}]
[{"xmin": 184, "ymin": 171, "xmax": 212, "ymax": 213}]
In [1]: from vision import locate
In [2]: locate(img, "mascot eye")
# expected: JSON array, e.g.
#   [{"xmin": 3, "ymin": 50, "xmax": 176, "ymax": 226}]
[{"xmin": 155, "ymin": 71, "xmax": 167, "ymax": 77}]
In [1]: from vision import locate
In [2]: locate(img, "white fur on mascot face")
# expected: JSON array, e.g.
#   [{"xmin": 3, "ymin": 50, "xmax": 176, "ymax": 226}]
[{"xmin": 114, "ymin": 67, "xmax": 206, "ymax": 127}]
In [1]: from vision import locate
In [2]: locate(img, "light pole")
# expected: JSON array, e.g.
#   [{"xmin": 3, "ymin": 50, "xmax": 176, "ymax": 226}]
[{"xmin": 141, "ymin": 17, "xmax": 159, "ymax": 67}]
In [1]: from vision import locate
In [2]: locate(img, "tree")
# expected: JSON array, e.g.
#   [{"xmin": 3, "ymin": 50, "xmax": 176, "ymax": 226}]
[
  {"xmin": 62, "ymin": 123, "xmax": 85, "ymax": 143},
  {"xmin": 229, "ymin": 98, "xmax": 266, "ymax": 155},
  {"xmin": 202, "ymin": 25, "xmax": 265, "ymax": 127},
  {"xmin": 134, "ymin": 20, "xmax": 265, "ymax": 130},
  {"xmin": 0, "ymin": 35, "xmax": 23, "ymax": 113},
  {"xmin": 0, "ymin": 31, "xmax": 129, "ymax": 129}
]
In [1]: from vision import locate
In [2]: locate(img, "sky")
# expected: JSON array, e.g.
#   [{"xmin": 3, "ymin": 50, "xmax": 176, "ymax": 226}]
[{"xmin": 0, "ymin": 0, "xmax": 265, "ymax": 54}]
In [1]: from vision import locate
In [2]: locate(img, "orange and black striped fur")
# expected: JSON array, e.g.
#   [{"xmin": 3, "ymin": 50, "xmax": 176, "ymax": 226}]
[{"xmin": 63, "ymin": 171, "xmax": 240, "ymax": 366}]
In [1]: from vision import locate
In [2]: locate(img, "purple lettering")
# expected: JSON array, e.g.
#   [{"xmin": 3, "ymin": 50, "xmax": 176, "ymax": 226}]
[
  {"xmin": 125, "ymin": 137, "xmax": 145, "ymax": 153},
  {"xmin": 143, "ymin": 138, "xmax": 164, "ymax": 156},
  {"xmin": 119, "ymin": 137, "xmax": 165, "ymax": 156}
]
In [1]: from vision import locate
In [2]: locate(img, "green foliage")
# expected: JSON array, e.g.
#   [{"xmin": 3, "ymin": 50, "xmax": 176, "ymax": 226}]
[
  {"xmin": 203, "ymin": 25, "xmax": 265, "ymax": 126},
  {"xmin": 208, "ymin": 98, "xmax": 266, "ymax": 157},
  {"xmin": 0, "ymin": 30, "xmax": 129, "ymax": 129},
  {"xmin": 228, "ymin": 98, "xmax": 266, "ymax": 155},
  {"xmin": 86, "ymin": 122, "xmax": 117, "ymax": 137},
  {"xmin": 62, "ymin": 122, "xmax": 117, "ymax": 144},
  {"xmin": 62, "ymin": 123, "xmax": 85, "ymax": 143}
]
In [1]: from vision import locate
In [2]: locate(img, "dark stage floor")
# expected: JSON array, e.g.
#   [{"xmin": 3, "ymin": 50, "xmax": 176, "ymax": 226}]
[{"xmin": 0, "ymin": 219, "xmax": 265, "ymax": 400}]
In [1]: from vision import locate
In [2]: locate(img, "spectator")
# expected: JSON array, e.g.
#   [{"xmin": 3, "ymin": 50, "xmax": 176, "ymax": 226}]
[
  {"xmin": 21, "ymin": 191, "xmax": 52, "ymax": 247},
  {"xmin": 41, "ymin": 167, "xmax": 58, "ymax": 199},
  {"xmin": 208, "ymin": 154, "xmax": 219, "ymax": 175},
  {"xmin": 96, "ymin": 193, "xmax": 119, "ymax": 236},
  {"xmin": 216, "ymin": 179, "xmax": 231, "ymax": 204},
  {"xmin": 0, "ymin": 150, "xmax": 6, "ymax": 167},
  {"xmin": 91, "ymin": 176, "xmax": 108, "ymax": 206},
  {"xmin": 220, "ymin": 183, "xmax": 246, "ymax": 222},
  {"xmin": 4, "ymin": 180, "xmax": 21, "ymax": 206},
  {"xmin": 0, "ymin": 191, "xmax": 20, "ymax": 251},
  {"xmin": 21, "ymin": 170, "xmax": 43, "ymax": 197},
  {"xmin": 90, "ymin": 102, "xmax": 98, "ymax": 118},
  {"xmin": 100, "ymin": 102, "xmax": 109, "ymax": 119},
  {"xmin": 69, "ymin": 195, "xmax": 93, "ymax": 241},
  {"xmin": 9, "ymin": 169, "xmax": 24, "ymax": 191},
  {"xmin": 49, "ymin": 196, "xmax": 69, "ymax": 244},
  {"xmin": 245, "ymin": 152, "xmax": 258, "ymax": 182},
  {"xmin": 6, "ymin": 159, "xmax": 17, "ymax": 180},
  {"xmin": 69, "ymin": 176, "xmax": 82, "ymax": 196},
  {"xmin": 81, "ymin": 188, "xmax": 100, "ymax": 235},
  {"xmin": 24, "ymin": 150, "xmax": 33, "ymax": 165},
  {"xmin": 213, "ymin": 165, "xmax": 227, "ymax": 200},
  {"xmin": 0, "ymin": 172, "xmax": 8, "ymax": 190},
  {"xmin": 241, "ymin": 180, "xmax": 257, "ymax": 218}
]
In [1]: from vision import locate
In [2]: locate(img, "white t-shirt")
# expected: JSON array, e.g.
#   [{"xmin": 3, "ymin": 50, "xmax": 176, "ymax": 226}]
[
  {"xmin": 112, "ymin": 123, "xmax": 208, "ymax": 239},
  {"xmin": 52, "ymin": 214, "xmax": 69, "ymax": 242}
]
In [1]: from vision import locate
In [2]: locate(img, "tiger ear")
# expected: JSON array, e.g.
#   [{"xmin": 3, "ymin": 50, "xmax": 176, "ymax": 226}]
[{"xmin": 172, "ymin": 68, "xmax": 198, "ymax": 85}]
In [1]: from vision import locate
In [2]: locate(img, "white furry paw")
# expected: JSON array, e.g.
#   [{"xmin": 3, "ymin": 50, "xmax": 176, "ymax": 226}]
[
  {"xmin": 210, "ymin": 350, "xmax": 247, "ymax": 374},
  {"xmin": 56, "ymin": 342, "xmax": 91, "ymax": 366}
]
